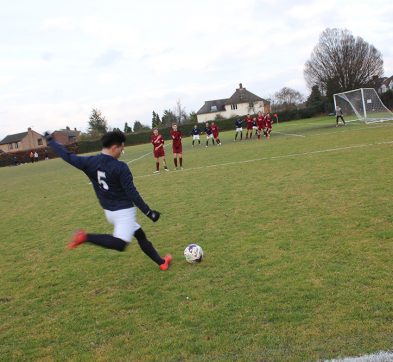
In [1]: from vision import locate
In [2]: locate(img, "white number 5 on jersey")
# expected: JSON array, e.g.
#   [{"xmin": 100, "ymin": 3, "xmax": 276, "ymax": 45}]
[{"xmin": 97, "ymin": 171, "xmax": 109, "ymax": 190}]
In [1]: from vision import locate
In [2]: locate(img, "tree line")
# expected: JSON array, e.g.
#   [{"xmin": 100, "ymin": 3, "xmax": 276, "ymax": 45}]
[{"xmin": 86, "ymin": 100, "xmax": 198, "ymax": 137}]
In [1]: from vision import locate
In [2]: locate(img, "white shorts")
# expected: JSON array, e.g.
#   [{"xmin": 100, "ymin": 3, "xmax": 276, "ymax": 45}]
[
  {"xmin": 206, "ymin": 134, "xmax": 213, "ymax": 139},
  {"xmin": 193, "ymin": 135, "xmax": 200, "ymax": 140},
  {"xmin": 253, "ymin": 126, "xmax": 258, "ymax": 130},
  {"xmin": 104, "ymin": 207, "xmax": 140, "ymax": 242},
  {"xmin": 236, "ymin": 127, "xmax": 242, "ymax": 132}
]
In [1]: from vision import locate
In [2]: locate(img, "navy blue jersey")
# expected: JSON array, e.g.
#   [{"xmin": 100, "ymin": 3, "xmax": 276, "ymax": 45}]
[
  {"xmin": 191, "ymin": 127, "xmax": 200, "ymax": 136},
  {"xmin": 49, "ymin": 140, "xmax": 150, "ymax": 213},
  {"xmin": 235, "ymin": 119, "xmax": 243, "ymax": 128},
  {"xmin": 204, "ymin": 127, "xmax": 212, "ymax": 135}
]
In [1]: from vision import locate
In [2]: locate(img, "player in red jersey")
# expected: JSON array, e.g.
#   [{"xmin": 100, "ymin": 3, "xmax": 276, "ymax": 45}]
[
  {"xmin": 210, "ymin": 122, "xmax": 221, "ymax": 145},
  {"xmin": 170, "ymin": 123, "xmax": 183, "ymax": 169},
  {"xmin": 245, "ymin": 114, "xmax": 253, "ymax": 140},
  {"xmin": 151, "ymin": 128, "xmax": 169, "ymax": 173},
  {"xmin": 264, "ymin": 113, "xmax": 273, "ymax": 139},
  {"xmin": 256, "ymin": 112, "xmax": 265, "ymax": 140}
]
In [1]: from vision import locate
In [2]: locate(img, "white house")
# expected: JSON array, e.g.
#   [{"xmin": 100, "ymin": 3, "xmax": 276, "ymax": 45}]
[
  {"xmin": 196, "ymin": 83, "xmax": 270, "ymax": 123},
  {"xmin": 379, "ymin": 75, "xmax": 393, "ymax": 94}
]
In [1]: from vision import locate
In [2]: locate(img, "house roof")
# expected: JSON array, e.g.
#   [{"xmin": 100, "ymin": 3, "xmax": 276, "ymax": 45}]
[
  {"xmin": 196, "ymin": 84, "xmax": 269, "ymax": 115},
  {"xmin": 0, "ymin": 132, "xmax": 28, "ymax": 145},
  {"xmin": 382, "ymin": 75, "xmax": 393, "ymax": 86},
  {"xmin": 56, "ymin": 129, "xmax": 80, "ymax": 137},
  {"xmin": 226, "ymin": 87, "xmax": 267, "ymax": 105},
  {"xmin": 196, "ymin": 99, "xmax": 228, "ymax": 115}
]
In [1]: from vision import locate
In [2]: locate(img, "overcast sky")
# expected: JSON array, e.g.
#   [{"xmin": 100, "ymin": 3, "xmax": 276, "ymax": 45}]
[{"xmin": 0, "ymin": 0, "xmax": 392, "ymax": 140}]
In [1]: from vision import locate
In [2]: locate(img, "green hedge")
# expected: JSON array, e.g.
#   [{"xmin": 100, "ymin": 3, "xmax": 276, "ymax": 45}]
[
  {"xmin": 1, "ymin": 111, "xmax": 319, "ymax": 166},
  {"xmin": 77, "ymin": 118, "xmax": 241, "ymax": 154},
  {"xmin": 74, "ymin": 109, "xmax": 319, "ymax": 155},
  {"xmin": 0, "ymin": 109, "xmax": 321, "ymax": 167},
  {"xmin": 0, "ymin": 144, "xmax": 78, "ymax": 167}
]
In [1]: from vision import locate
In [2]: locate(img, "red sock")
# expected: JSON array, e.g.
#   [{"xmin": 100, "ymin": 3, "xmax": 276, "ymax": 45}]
[
  {"xmin": 174, "ymin": 158, "xmax": 178, "ymax": 167},
  {"xmin": 179, "ymin": 157, "xmax": 182, "ymax": 167},
  {"xmin": 156, "ymin": 162, "xmax": 159, "ymax": 171}
]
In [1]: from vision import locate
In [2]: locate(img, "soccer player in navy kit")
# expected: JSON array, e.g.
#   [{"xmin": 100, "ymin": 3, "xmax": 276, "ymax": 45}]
[
  {"xmin": 252, "ymin": 117, "xmax": 258, "ymax": 136},
  {"xmin": 204, "ymin": 122, "xmax": 214, "ymax": 147},
  {"xmin": 191, "ymin": 125, "xmax": 201, "ymax": 146},
  {"xmin": 45, "ymin": 131, "xmax": 172, "ymax": 271},
  {"xmin": 234, "ymin": 118, "xmax": 243, "ymax": 141}
]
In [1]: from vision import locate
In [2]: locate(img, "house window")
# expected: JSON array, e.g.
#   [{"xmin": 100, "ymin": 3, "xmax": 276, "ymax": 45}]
[
  {"xmin": 8, "ymin": 143, "xmax": 13, "ymax": 150},
  {"xmin": 37, "ymin": 138, "xmax": 43, "ymax": 145},
  {"xmin": 210, "ymin": 105, "xmax": 217, "ymax": 112},
  {"xmin": 14, "ymin": 142, "xmax": 19, "ymax": 149},
  {"xmin": 231, "ymin": 104, "xmax": 238, "ymax": 110}
]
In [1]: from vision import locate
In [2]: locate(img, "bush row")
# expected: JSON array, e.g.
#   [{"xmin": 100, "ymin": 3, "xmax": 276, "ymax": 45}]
[
  {"xmin": 0, "ymin": 144, "xmax": 79, "ymax": 167},
  {"xmin": 0, "ymin": 108, "xmax": 318, "ymax": 167}
]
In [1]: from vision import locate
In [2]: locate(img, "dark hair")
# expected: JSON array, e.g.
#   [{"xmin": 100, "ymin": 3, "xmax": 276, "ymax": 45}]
[{"xmin": 101, "ymin": 131, "xmax": 126, "ymax": 148}]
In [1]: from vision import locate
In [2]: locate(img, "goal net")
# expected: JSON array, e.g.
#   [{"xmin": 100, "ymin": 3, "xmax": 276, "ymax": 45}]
[{"xmin": 333, "ymin": 88, "xmax": 393, "ymax": 123}]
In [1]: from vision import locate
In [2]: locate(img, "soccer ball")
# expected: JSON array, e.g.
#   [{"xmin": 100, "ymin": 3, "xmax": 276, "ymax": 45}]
[{"xmin": 184, "ymin": 244, "xmax": 203, "ymax": 264}]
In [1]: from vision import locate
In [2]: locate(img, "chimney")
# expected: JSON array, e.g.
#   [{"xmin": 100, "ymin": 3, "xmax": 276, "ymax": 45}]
[
  {"xmin": 28, "ymin": 127, "xmax": 32, "ymax": 131},
  {"xmin": 239, "ymin": 83, "xmax": 243, "ymax": 89}
]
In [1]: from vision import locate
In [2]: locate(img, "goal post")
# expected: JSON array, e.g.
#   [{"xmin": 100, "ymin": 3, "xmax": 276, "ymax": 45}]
[{"xmin": 333, "ymin": 88, "xmax": 393, "ymax": 123}]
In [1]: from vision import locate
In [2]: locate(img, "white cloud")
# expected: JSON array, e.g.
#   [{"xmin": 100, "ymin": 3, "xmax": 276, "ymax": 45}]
[{"xmin": 0, "ymin": 0, "xmax": 392, "ymax": 140}]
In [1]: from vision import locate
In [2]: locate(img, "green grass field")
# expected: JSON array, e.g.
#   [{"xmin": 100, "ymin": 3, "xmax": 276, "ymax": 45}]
[{"xmin": 1, "ymin": 116, "xmax": 392, "ymax": 361}]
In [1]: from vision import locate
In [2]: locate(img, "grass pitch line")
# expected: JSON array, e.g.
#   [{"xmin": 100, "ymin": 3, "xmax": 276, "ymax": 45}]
[
  {"xmin": 126, "ymin": 151, "xmax": 152, "ymax": 164},
  {"xmin": 126, "ymin": 144, "xmax": 170, "ymax": 164},
  {"xmin": 134, "ymin": 140, "xmax": 393, "ymax": 179},
  {"xmin": 275, "ymin": 131, "xmax": 306, "ymax": 138},
  {"xmin": 325, "ymin": 350, "xmax": 393, "ymax": 362}
]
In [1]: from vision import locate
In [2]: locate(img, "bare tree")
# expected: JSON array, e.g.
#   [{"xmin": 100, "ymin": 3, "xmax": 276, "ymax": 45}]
[
  {"xmin": 304, "ymin": 28, "xmax": 384, "ymax": 98},
  {"xmin": 173, "ymin": 99, "xmax": 188, "ymax": 124},
  {"xmin": 273, "ymin": 87, "xmax": 304, "ymax": 111}
]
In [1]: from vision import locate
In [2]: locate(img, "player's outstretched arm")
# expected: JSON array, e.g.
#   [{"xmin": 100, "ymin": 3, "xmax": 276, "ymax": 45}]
[{"xmin": 44, "ymin": 132, "xmax": 88, "ymax": 170}]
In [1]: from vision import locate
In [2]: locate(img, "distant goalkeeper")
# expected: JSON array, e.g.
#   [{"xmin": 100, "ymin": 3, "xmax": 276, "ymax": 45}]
[{"xmin": 335, "ymin": 106, "xmax": 346, "ymax": 127}]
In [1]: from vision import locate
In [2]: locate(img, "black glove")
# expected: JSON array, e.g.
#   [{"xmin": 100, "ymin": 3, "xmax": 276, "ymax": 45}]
[
  {"xmin": 44, "ymin": 131, "xmax": 53, "ymax": 142},
  {"xmin": 146, "ymin": 210, "xmax": 160, "ymax": 222}
]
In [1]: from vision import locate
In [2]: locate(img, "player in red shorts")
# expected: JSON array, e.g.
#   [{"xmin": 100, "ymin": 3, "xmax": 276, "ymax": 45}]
[
  {"xmin": 264, "ymin": 113, "xmax": 273, "ymax": 139},
  {"xmin": 256, "ymin": 112, "xmax": 265, "ymax": 140},
  {"xmin": 210, "ymin": 122, "xmax": 221, "ymax": 145},
  {"xmin": 151, "ymin": 128, "xmax": 169, "ymax": 173},
  {"xmin": 170, "ymin": 123, "xmax": 183, "ymax": 169},
  {"xmin": 245, "ymin": 114, "xmax": 253, "ymax": 140}
]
